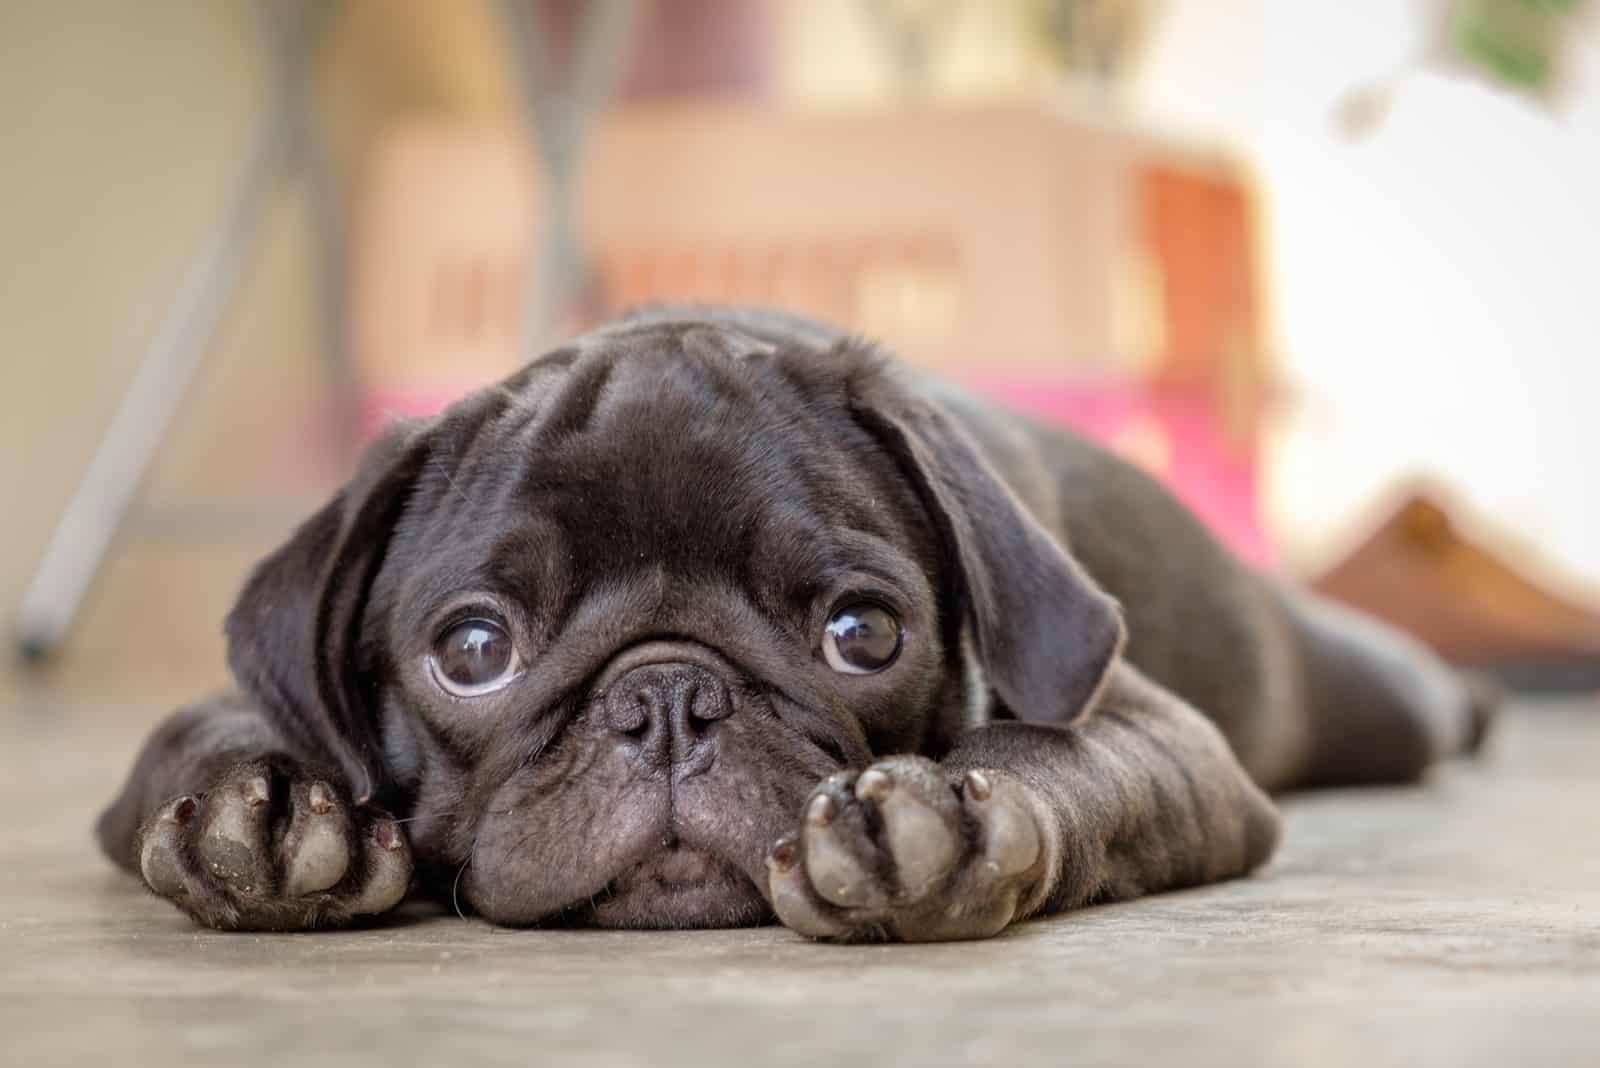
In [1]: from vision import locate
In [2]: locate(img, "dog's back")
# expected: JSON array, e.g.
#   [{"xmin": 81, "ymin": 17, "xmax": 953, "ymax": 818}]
[{"xmin": 930, "ymin": 379, "xmax": 1490, "ymax": 789}]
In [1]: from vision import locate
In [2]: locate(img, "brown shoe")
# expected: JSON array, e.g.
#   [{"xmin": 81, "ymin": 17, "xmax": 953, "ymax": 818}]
[{"xmin": 1312, "ymin": 491, "xmax": 1600, "ymax": 691}]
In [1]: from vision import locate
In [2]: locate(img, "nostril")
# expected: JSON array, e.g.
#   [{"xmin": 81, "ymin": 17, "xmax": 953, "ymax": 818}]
[
  {"xmin": 623, "ymin": 696, "xmax": 651, "ymax": 737},
  {"xmin": 688, "ymin": 680, "xmax": 732, "ymax": 725},
  {"xmin": 602, "ymin": 688, "xmax": 651, "ymax": 736}
]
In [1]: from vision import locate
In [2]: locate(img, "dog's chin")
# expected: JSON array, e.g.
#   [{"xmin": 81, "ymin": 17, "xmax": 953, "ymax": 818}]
[{"xmin": 582, "ymin": 846, "xmax": 773, "ymax": 929}]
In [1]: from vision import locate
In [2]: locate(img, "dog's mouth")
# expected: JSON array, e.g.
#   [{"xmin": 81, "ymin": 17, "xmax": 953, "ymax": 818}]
[
  {"xmin": 582, "ymin": 842, "xmax": 772, "ymax": 929},
  {"xmin": 616, "ymin": 843, "xmax": 725, "ymax": 887}
]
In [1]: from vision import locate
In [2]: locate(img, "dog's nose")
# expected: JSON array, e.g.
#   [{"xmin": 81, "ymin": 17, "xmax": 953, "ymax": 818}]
[{"xmin": 602, "ymin": 662, "xmax": 731, "ymax": 773}]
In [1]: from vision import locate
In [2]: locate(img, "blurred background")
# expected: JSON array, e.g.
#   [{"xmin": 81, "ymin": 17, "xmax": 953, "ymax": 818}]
[{"xmin": 3, "ymin": 0, "xmax": 1598, "ymax": 706}]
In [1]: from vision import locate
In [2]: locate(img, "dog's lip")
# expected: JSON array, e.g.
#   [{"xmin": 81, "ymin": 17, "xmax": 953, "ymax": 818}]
[
  {"xmin": 583, "ymin": 842, "xmax": 772, "ymax": 929},
  {"xmin": 611, "ymin": 843, "xmax": 732, "ymax": 888},
  {"xmin": 584, "ymin": 872, "xmax": 772, "ymax": 929}
]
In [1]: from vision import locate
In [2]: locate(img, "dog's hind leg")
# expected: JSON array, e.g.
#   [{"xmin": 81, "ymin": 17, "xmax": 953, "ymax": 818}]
[{"xmin": 1279, "ymin": 590, "xmax": 1495, "ymax": 789}]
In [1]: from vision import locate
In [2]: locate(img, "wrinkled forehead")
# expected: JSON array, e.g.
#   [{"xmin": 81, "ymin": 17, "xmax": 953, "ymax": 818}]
[
  {"xmin": 386, "ymin": 323, "xmax": 938, "ymax": 613},
  {"xmin": 499, "ymin": 320, "xmax": 794, "ymax": 444}
]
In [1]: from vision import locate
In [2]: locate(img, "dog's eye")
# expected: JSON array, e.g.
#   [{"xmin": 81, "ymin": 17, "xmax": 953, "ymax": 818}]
[
  {"xmin": 429, "ymin": 619, "xmax": 520, "ymax": 697},
  {"xmin": 823, "ymin": 603, "xmax": 903, "ymax": 675}
]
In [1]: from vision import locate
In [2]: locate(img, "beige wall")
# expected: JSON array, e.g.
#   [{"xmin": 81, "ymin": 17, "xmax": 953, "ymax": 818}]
[
  {"xmin": 0, "ymin": 1, "xmax": 327, "ymax": 700},
  {"xmin": 0, "ymin": 0, "xmax": 530, "ymax": 703}
]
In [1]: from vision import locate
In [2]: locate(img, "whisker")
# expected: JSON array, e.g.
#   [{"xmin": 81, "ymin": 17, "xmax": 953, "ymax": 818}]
[
  {"xmin": 452, "ymin": 854, "xmax": 471, "ymax": 921},
  {"xmin": 388, "ymin": 804, "xmax": 467, "ymax": 826},
  {"xmin": 390, "ymin": 804, "xmax": 524, "ymax": 826}
]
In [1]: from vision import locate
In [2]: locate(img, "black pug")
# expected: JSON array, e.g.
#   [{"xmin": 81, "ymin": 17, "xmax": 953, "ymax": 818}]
[{"xmin": 98, "ymin": 306, "xmax": 1492, "ymax": 941}]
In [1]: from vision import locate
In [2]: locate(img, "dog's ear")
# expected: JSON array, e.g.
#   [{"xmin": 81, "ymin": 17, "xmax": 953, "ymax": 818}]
[
  {"xmin": 848, "ymin": 356, "xmax": 1125, "ymax": 724},
  {"xmin": 225, "ymin": 418, "xmax": 431, "ymax": 801}
]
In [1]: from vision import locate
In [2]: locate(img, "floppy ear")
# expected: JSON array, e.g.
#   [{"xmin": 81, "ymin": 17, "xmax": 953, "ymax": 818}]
[
  {"xmin": 225, "ymin": 418, "xmax": 431, "ymax": 802},
  {"xmin": 848, "ymin": 357, "xmax": 1126, "ymax": 724}
]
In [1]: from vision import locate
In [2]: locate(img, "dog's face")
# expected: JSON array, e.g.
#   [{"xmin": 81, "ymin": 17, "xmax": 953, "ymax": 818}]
[
  {"xmin": 224, "ymin": 317, "xmax": 1123, "ymax": 928},
  {"xmin": 370, "ymin": 324, "xmax": 953, "ymax": 928}
]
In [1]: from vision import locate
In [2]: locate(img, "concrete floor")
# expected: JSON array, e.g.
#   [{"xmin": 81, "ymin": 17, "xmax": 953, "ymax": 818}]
[{"xmin": 2, "ymin": 697, "xmax": 1597, "ymax": 1068}]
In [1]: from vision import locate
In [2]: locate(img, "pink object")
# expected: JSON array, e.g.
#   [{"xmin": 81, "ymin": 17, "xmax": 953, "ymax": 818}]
[
  {"xmin": 971, "ymin": 375, "xmax": 1273, "ymax": 567},
  {"xmin": 362, "ymin": 372, "xmax": 1273, "ymax": 568},
  {"xmin": 361, "ymin": 384, "xmax": 475, "ymax": 441}
]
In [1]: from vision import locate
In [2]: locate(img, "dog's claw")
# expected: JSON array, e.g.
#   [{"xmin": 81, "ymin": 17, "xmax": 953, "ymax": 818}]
[
  {"xmin": 770, "ymin": 756, "xmax": 1045, "ymax": 942},
  {"xmin": 198, "ymin": 776, "xmax": 273, "ymax": 885},
  {"xmin": 243, "ymin": 776, "xmax": 271, "ymax": 807},
  {"xmin": 133, "ymin": 760, "xmax": 413, "ymax": 931},
  {"xmin": 767, "ymin": 833, "xmax": 848, "ymax": 939},
  {"xmin": 767, "ymin": 836, "xmax": 798, "ymax": 872},
  {"xmin": 281, "ymin": 782, "xmax": 351, "ymax": 896},
  {"xmin": 138, "ymin": 796, "xmax": 197, "ymax": 898},
  {"xmin": 855, "ymin": 768, "xmax": 892, "ymax": 802},
  {"xmin": 976, "ymin": 783, "xmax": 1042, "ymax": 880},
  {"xmin": 349, "ymin": 820, "xmax": 412, "ymax": 916},
  {"xmin": 307, "ymin": 782, "xmax": 335, "ymax": 815}
]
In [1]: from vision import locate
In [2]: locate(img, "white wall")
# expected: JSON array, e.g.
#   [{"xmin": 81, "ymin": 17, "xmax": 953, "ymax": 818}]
[{"xmin": 1133, "ymin": 0, "xmax": 1600, "ymax": 588}]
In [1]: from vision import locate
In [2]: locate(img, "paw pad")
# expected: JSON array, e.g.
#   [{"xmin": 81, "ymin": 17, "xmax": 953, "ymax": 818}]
[
  {"xmin": 133, "ymin": 761, "xmax": 413, "ymax": 930},
  {"xmin": 767, "ymin": 758, "xmax": 1044, "ymax": 942}
]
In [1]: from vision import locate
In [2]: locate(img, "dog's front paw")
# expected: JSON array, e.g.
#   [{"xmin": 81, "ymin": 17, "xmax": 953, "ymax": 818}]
[
  {"xmin": 765, "ymin": 755, "xmax": 1045, "ymax": 942},
  {"xmin": 135, "ymin": 758, "xmax": 412, "ymax": 931}
]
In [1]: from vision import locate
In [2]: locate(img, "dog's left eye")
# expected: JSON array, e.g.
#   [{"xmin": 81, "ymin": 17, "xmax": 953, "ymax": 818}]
[
  {"xmin": 429, "ymin": 619, "xmax": 521, "ymax": 697},
  {"xmin": 823, "ymin": 602, "xmax": 903, "ymax": 674}
]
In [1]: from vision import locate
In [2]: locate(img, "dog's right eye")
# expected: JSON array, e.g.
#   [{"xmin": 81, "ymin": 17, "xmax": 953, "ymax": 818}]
[{"xmin": 429, "ymin": 619, "xmax": 521, "ymax": 697}]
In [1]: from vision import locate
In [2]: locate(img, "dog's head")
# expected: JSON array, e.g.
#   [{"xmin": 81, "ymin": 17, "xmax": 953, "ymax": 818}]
[{"xmin": 225, "ymin": 315, "xmax": 1122, "ymax": 927}]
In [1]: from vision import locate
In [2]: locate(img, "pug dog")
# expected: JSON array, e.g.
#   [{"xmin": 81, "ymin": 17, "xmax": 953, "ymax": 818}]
[{"xmin": 96, "ymin": 306, "xmax": 1492, "ymax": 941}]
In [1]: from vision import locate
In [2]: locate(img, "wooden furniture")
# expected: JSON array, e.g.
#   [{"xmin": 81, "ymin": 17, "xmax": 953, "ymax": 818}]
[
  {"xmin": 355, "ymin": 102, "xmax": 1274, "ymax": 559},
  {"xmin": 1315, "ymin": 493, "xmax": 1600, "ymax": 689}
]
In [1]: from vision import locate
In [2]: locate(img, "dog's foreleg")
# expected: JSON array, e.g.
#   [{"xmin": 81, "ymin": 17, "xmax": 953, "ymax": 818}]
[{"xmin": 767, "ymin": 663, "xmax": 1281, "ymax": 941}]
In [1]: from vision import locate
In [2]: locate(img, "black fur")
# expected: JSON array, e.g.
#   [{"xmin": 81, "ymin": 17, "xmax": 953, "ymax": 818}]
[{"xmin": 97, "ymin": 306, "xmax": 1490, "ymax": 938}]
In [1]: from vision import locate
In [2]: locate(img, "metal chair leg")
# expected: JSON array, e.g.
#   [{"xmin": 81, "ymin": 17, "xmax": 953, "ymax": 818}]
[
  {"xmin": 14, "ymin": 0, "xmax": 340, "ymax": 661},
  {"xmin": 498, "ymin": 0, "xmax": 643, "ymax": 360}
]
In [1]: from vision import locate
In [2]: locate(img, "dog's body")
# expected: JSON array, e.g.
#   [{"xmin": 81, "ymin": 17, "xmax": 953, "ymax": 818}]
[{"xmin": 99, "ymin": 306, "xmax": 1489, "ymax": 940}]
